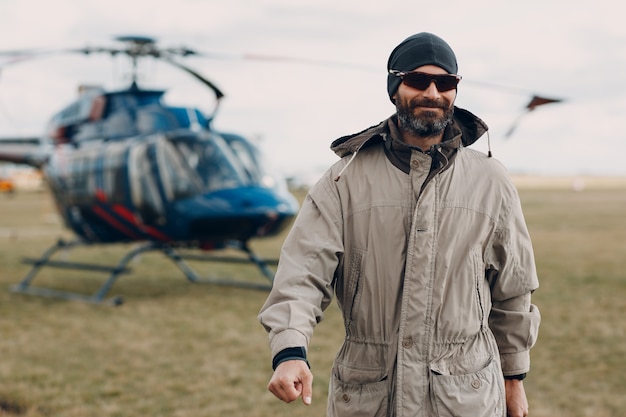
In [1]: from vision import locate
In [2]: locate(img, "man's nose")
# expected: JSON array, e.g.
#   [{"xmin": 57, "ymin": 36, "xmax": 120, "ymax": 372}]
[{"xmin": 422, "ymin": 81, "xmax": 441, "ymax": 99}]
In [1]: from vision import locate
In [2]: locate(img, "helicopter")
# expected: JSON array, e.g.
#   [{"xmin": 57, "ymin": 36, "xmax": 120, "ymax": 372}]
[{"xmin": 0, "ymin": 35, "xmax": 301, "ymax": 305}]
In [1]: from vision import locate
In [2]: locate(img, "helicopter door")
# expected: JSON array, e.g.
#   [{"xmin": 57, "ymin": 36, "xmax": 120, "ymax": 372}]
[
  {"xmin": 128, "ymin": 141, "xmax": 166, "ymax": 225},
  {"xmin": 127, "ymin": 136, "xmax": 202, "ymax": 226},
  {"xmin": 153, "ymin": 137, "xmax": 202, "ymax": 202}
]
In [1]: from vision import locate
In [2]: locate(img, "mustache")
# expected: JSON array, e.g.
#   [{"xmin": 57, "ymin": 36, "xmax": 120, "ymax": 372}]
[{"xmin": 409, "ymin": 98, "xmax": 449, "ymax": 110}]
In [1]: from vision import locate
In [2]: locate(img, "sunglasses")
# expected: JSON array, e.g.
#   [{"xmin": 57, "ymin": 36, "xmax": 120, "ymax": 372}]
[{"xmin": 389, "ymin": 70, "xmax": 461, "ymax": 92}]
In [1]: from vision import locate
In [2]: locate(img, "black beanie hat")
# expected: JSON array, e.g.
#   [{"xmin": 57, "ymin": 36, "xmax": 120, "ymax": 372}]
[{"xmin": 386, "ymin": 32, "xmax": 458, "ymax": 102}]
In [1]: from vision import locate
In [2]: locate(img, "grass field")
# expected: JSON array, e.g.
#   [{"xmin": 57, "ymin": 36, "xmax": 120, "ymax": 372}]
[{"xmin": 1, "ymin": 179, "xmax": 625, "ymax": 417}]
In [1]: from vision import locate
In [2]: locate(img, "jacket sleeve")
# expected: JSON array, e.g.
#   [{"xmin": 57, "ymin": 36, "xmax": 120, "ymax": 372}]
[
  {"xmin": 486, "ymin": 186, "xmax": 541, "ymax": 376},
  {"xmin": 258, "ymin": 170, "xmax": 343, "ymax": 359}
]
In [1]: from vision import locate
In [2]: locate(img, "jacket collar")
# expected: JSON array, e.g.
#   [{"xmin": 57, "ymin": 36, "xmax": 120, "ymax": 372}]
[{"xmin": 330, "ymin": 106, "xmax": 489, "ymax": 158}]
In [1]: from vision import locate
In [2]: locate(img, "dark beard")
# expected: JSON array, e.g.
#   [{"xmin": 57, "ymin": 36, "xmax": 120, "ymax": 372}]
[{"xmin": 397, "ymin": 98, "xmax": 454, "ymax": 138}]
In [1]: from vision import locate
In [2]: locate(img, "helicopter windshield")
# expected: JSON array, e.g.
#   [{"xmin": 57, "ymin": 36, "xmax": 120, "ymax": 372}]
[
  {"xmin": 220, "ymin": 134, "xmax": 266, "ymax": 184},
  {"xmin": 218, "ymin": 132, "xmax": 284, "ymax": 190},
  {"xmin": 171, "ymin": 133, "xmax": 252, "ymax": 192}
]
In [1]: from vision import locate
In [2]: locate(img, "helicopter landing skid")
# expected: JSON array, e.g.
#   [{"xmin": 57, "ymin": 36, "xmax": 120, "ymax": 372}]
[
  {"xmin": 11, "ymin": 239, "xmax": 277, "ymax": 305},
  {"xmin": 160, "ymin": 241, "xmax": 277, "ymax": 292}
]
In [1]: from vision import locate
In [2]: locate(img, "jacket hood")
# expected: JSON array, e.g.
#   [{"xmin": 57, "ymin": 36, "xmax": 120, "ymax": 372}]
[{"xmin": 330, "ymin": 106, "xmax": 488, "ymax": 158}]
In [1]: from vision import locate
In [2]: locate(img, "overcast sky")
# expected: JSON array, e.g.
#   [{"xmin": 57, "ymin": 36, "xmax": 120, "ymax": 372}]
[{"xmin": 1, "ymin": 0, "xmax": 624, "ymax": 181}]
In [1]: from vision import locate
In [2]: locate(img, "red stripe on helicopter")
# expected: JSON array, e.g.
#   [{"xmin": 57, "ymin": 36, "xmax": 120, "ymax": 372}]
[
  {"xmin": 95, "ymin": 189, "xmax": 107, "ymax": 202},
  {"xmin": 92, "ymin": 205, "xmax": 143, "ymax": 240},
  {"xmin": 112, "ymin": 204, "xmax": 171, "ymax": 242},
  {"xmin": 93, "ymin": 189, "xmax": 171, "ymax": 242}
]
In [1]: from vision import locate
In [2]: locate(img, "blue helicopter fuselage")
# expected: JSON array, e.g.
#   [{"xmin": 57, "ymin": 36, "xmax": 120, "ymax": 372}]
[{"xmin": 42, "ymin": 85, "xmax": 299, "ymax": 246}]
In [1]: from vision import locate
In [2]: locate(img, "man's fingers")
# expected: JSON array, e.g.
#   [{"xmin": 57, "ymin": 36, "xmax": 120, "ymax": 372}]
[
  {"xmin": 268, "ymin": 375, "xmax": 300, "ymax": 403},
  {"xmin": 300, "ymin": 370, "xmax": 313, "ymax": 405}
]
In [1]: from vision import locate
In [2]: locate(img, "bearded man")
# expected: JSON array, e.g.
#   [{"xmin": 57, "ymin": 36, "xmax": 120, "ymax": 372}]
[{"xmin": 259, "ymin": 32, "xmax": 540, "ymax": 417}]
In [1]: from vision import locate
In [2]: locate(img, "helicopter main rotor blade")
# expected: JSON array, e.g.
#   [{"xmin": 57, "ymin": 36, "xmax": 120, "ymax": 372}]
[
  {"xmin": 188, "ymin": 50, "xmax": 380, "ymax": 72},
  {"xmin": 160, "ymin": 57, "xmax": 225, "ymax": 100},
  {"xmin": 0, "ymin": 36, "xmax": 566, "ymax": 124},
  {"xmin": 0, "ymin": 47, "xmax": 125, "ymax": 69}
]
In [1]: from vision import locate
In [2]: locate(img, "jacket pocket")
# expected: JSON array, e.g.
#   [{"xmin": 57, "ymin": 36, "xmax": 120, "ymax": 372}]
[
  {"xmin": 328, "ymin": 368, "xmax": 388, "ymax": 417},
  {"xmin": 343, "ymin": 249, "xmax": 366, "ymax": 330},
  {"xmin": 471, "ymin": 246, "xmax": 487, "ymax": 328},
  {"xmin": 430, "ymin": 356, "xmax": 504, "ymax": 417}
]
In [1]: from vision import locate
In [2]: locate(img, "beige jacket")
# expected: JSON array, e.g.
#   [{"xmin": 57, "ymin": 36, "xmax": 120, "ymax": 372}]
[{"xmin": 259, "ymin": 109, "xmax": 540, "ymax": 417}]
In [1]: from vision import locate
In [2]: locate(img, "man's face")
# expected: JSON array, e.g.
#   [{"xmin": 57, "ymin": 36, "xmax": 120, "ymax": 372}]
[{"xmin": 393, "ymin": 65, "xmax": 457, "ymax": 138}]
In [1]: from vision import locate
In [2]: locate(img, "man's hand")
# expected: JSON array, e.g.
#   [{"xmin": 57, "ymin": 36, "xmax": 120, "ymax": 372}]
[
  {"xmin": 267, "ymin": 360, "xmax": 314, "ymax": 406},
  {"xmin": 505, "ymin": 379, "xmax": 529, "ymax": 417}
]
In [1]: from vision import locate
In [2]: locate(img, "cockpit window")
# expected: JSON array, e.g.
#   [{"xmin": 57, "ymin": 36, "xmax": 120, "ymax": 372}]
[
  {"xmin": 220, "ymin": 133, "xmax": 282, "ymax": 191},
  {"xmin": 224, "ymin": 137, "xmax": 263, "ymax": 184},
  {"xmin": 171, "ymin": 134, "xmax": 249, "ymax": 192}
]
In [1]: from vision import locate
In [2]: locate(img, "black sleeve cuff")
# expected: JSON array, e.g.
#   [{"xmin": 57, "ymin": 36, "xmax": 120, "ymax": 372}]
[
  {"xmin": 504, "ymin": 373, "xmax": 527, "ymax": 381},
  {"xmin": 272, "ymin": 346, "xmax": 310, "ymax": 370}
]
